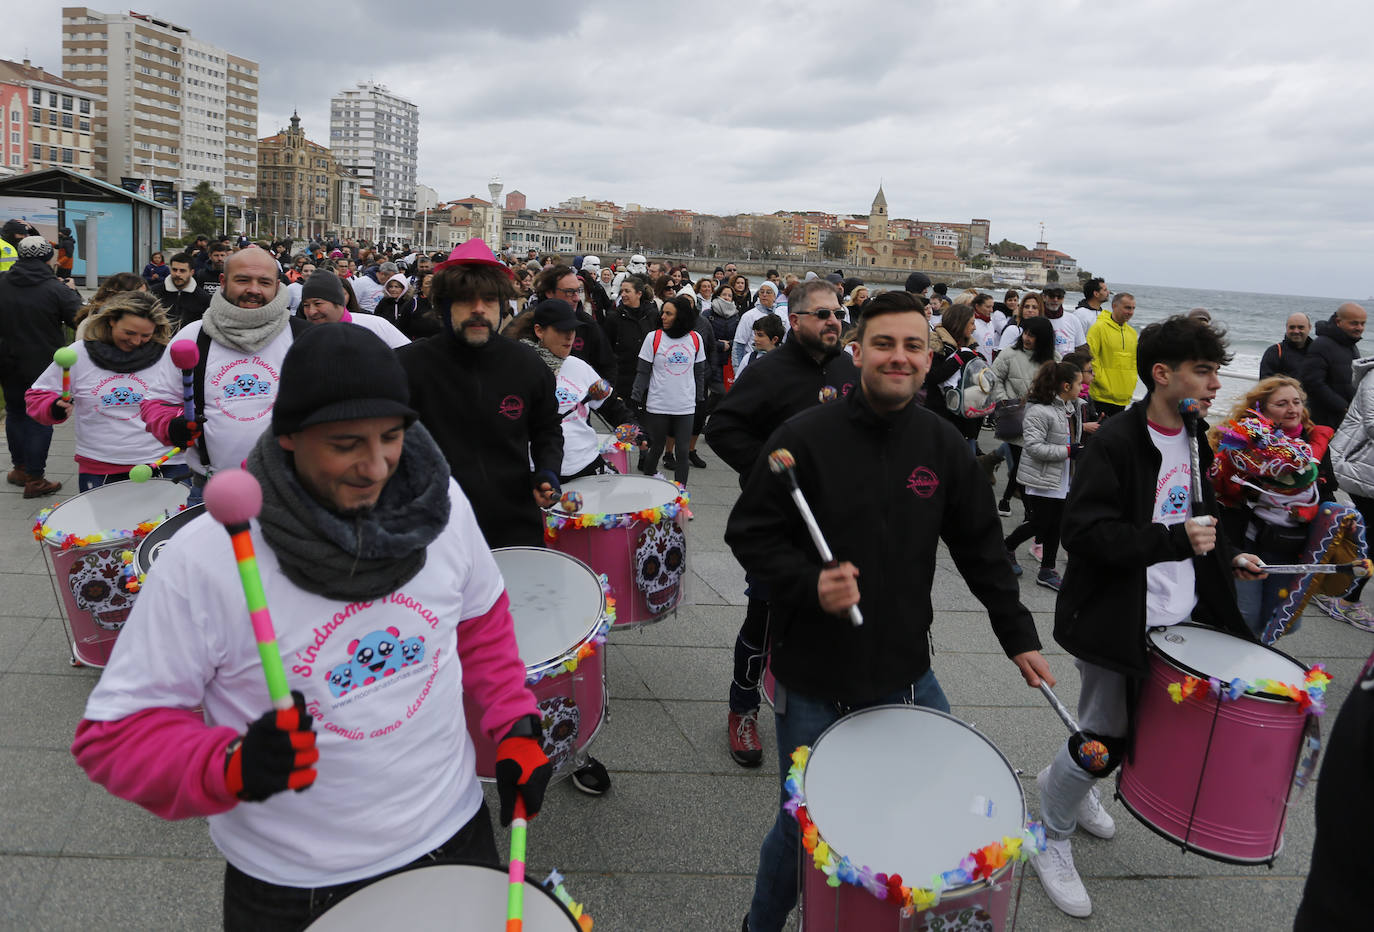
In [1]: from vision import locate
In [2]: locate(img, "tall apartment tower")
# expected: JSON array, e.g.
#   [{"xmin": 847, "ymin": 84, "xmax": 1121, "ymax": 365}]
[
  {"xmin": 60, "ymin": 7, "xmax": 259, "ymax": 208},
  {"xmin": 329, "ymin": 82, "xmax": 419, "ymax": 241},
  {"xmin": 487, "ymin": 177, "xmax": 504, "ymax": 249}
]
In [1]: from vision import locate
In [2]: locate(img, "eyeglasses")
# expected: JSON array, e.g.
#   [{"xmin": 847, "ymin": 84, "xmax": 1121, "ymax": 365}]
[
  {"xmin": 556, "ymin": 287, "xmax": 584, "ymax": 298},
  {"xmin": 796, "ymin": 308, "xmax": 846, "ymax": 321}
]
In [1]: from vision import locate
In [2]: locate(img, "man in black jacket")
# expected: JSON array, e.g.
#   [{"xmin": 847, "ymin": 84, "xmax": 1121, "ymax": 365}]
[
  {"xmin": 1300, "ymin": 302, "xmax": 1365, "ymax": 427},
  {"xmin": 397, "ymin": 240, "xmax": 562, "ymax": 551},
  {"xmin": 0, "ymin": 236, "xmax": 81, "ymax": 497},
  {"xmin": 1257, "ymin": 312, "xmax": 1311, "ymax": 380},
  {"xmin": 532, "ymin": 265, "xmax": 615, "ymax": 384},
  {"xmin": 1033, "ymin": 315, "xmax": 1263, "ymax": 919},
  {"xmin": 726, "ymin": 297, "xmax": 1051, "ymax": 932},
  {"xmin": 152, "ymin": 252, "xmax": 212, "ymax": 331},
  {"xmin": 706, "ymin": 280, "xmax": 858, "ymax": 769}
]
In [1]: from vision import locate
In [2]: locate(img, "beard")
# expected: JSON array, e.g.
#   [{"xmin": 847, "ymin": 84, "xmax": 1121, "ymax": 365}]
[{"xmin": 458, "ymin": 318, "xmax": 492, "ymax": 346}]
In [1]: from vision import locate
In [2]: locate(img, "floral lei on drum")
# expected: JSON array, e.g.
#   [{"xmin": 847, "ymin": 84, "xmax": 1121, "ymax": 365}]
[
  {"xmin": 543, "ymin": 484, "xmax": 690, "ymax": 538},
  {"xmin": 1167, "ymin": 664, "xmax": 1332, "ymax": 715},
  {"xmin": 32, "ymin": 503, "xmax": 184, "ymax": 552},
  {"xmin": 785, "ymin": 746, "xmax": 1046, "ymax": 914}
]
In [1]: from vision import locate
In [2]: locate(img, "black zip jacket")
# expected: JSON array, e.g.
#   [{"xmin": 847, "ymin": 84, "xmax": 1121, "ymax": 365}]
[
  {"xmin": 601, "ymin": 301, "xmax": 661, "ymax": 395},
  {"xmin": 571, "ymin": 307, "xmax": 616, "ymax": 384},
  {"xmin": 705, "ymin": 336, "xmax": 858, "ymax": 484},
  {"xmin": 397, "ymin": 330, "xmax": 563, "ymax": 548},
  {"xmin": 1258, "ymin": 336, "xmax": 1310, "ymax": 381},
  {"xmin": 725, "ymin": 389, "xmax": 1040, "ymax": 704},
  {"xmin": 0, "ymin": 258, "xmax": 81, "ymax": 390},
  {"xmin": 153, "ymin": 281, "xmax": 212, "ymax": 331},
  {"xmin": 1054, "ymin": 401, "xmax": 1249, "ymax": 677},
  {"xmin": 1300, "ymin": 318, "xmax": 1360, "ymax": 427}
]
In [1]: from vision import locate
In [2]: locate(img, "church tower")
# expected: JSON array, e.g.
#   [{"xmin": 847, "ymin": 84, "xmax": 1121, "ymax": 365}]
[{"xmin": 869, "ymin": 185, "xmax": 889, "ymax": 241}]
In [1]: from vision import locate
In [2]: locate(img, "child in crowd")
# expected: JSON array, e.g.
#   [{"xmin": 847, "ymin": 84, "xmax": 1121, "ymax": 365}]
[{"xmin": 737, "ymin": 314, "xmax": 784, "ymax": 376}]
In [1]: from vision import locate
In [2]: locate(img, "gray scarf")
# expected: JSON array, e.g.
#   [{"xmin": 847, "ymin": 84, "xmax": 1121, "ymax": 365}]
[
  {"xmin": 527, "ymin": 339, "xmax": 565, "ymax": 375},
  {"xmin": 245, "ymin": 422, "xmax": 452, "ymax": 601},
  {"xmin": 201, "ymin": 287, "xmax": 291, "ymax": 354}
]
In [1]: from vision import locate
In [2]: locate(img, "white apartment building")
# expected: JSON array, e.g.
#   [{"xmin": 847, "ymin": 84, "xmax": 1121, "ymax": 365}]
[
  {"xmin": 330, "ymin": 82, "xmax": 418, "ymax": 241},
  {"xmin": 60, "ymin": 7, "xmax": 259, "ymax": 212}
]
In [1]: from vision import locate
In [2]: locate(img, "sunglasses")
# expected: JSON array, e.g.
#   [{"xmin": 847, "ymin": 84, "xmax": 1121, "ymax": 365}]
[{"xmin": 796, "ymin": 308, "xmax": 846, "ymax": 321}]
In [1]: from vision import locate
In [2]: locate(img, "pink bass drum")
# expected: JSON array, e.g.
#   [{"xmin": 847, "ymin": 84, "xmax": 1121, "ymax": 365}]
[
  {"xmin": 546, "ymin": 475, "xmax": 688, "ymax": 626},
  {"xmin": 462, "ymin": 547, "xmax": 609, "ymax": 781},
  {"xmin": 1118, "ymin": 623, "xmax": 1323, "ymax": 864}
]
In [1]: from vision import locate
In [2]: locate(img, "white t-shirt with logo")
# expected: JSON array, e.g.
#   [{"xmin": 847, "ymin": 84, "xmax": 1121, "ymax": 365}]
[
  {"xmin": 340, "ymin": 311, "xmax": 410, "ymax": 349},
  {"xmin": 31, "ymin": 342, "xmax": 184, "ymax": 467},
  {"xmin": 551, "ymin": 354, "xmax": 606, "ymax": 475},
  {"xmin": 1146, "ymin": 421, "xmax": 1198, "ymax": 626},
  {"xmin": 145, "ymin": 321, "xmax": 292, "ymax": 476},
  {"xmin": 639, "ymin": 330, "xmax": 705, "ymax": 416},
  {"xmin": 1048, "ymin": 313, "xmax": 1087, "ymax": 359},
  {"xmin": 83, "ymin": 479, "xmax": 504, "ymax": 886}
]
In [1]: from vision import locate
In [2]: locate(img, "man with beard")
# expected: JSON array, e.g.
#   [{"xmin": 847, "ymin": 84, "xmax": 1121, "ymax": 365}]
[
  {"xmin": 706, "ymin": 280, "xmax": 858, "ymax": 770},
  {"xmin": 396, "ymin": 239, "xmax": 563, "ymax": 550},
  {"xmin": 532, "ymin": 265, "xmax": 615, "ymax": 382},
  {"xmin": 152, "ymin": 252, "xmax": 212, "ymax": 330},
  {"xmin": 726, "ymin": 293, "xmax": 1052, "ymax": 932},
  {"xmin": 1043, "ymin": 286, "xmax": 1089, "ymax": 358},
  {"xmin": 195, "ymin": 242, "xmax": 231, "ymax": 304}
]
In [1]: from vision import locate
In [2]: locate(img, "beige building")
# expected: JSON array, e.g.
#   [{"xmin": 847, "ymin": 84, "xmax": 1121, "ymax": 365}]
[
  {"xmin": 0, "ymin": 58, "xmax": 101, "ymax": 176},
  {"xmin": 255, "ymin": 113, "xmax": 338, "ymax": 240},
  {"xmin": 853, "ymin": 186, "xmax": 960, "ymax": 274},
  {"xmin": 545, "ymin": 210, "xmax": 610, "ymax": 253}
]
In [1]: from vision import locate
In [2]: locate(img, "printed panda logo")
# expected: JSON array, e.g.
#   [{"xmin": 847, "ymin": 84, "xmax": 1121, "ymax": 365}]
[
  {"xmin": 224, "ymin": 373, "xmax": 270, "ymax": 397},
  {"xmin": 347, "ymin": 627, "xmax": 403, "ymax": 686},
  {"xmin": 99, "ymin": 386, "xmax": 144, "ymax": 407},
  {"xmin": 663, "ymin": 347, "xmax": 692, "ymax": 376},
  {"xmin": 1161, "ymin": 485, "xmax": 1189, "ymax": 518}
]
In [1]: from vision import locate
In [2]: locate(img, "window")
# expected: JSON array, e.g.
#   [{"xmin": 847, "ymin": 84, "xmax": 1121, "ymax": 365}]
[
  {"xmin": 79, "ymin": 119, "xmax": 90, "ymax": 132},
  {"xmin": 61, "ymin": 113, "xmax": 74, "ymax": 129},
  {"xmin": 31, "ymin": 107, "xmax": 39, "ymax": 123},
  {"xmin": 9, "ymin": 132, "xmax": 17, "ymax": 144},
  {"xmin": 48, "ymin": 92, "xmax": 57, "ymax": 107},
  {"xmin": 9, "ymin": 154, "xmax": 18, "ymax": 166},
  {"xmin": 31, "ymin": 88, "xmax": 41, "ymax": 105},
  {"xmin": 31, "ymin": 143, "xmax": 40, "ymax": 160},
  {"xmin": 79, "ymin": 99, "xmax": 90, "ymax": 114},
  {"xmin": 62, "ymin": 95, "xmax": 73, "ymax": 110},
  {"xmin": 9, "ymin": 110, "xmax": 17, "ymax": 123},
  {"xmin": 49, "ymin": 112, "xmax": 57, "ymax": 126},
  {"xmin": 62, "ymin": 148, "xmax": 73, "ymax": 164},
  {"xmin": 48, "ymin": 147, "xmax": 58, "ymax": 161}
]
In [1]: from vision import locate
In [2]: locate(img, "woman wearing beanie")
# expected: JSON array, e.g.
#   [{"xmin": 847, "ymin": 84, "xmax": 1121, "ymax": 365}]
[
  {"xmin": 632, "ymin": 294, "xmax": 706, "ymax": 485},
  {"xmin": 26, "ymin": 291, "xmax": 189, "ymax": 490}
]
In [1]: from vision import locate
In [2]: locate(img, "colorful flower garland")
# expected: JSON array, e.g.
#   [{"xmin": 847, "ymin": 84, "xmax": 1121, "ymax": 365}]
[
  {"xmin": 32, "ymin": 502, "xmax": 184, "ymax": 552},
  {"xmin": 1167, "ymin": 664, "xmax": 1331, "ymax": 715},
  {"xmin": 599, "ymin": 435, "xmax": 633, "ymax": 455},
  {"xmin": 525, "ymin": 575, "xmax": 616, "ymax": 686},
  {"xmin": 541, "ymin": 869, "xmax": 594, "ymax": 930},
  {"xmin": 544, "ymin": 483, "xmax": 691, "ymax": 538},
  {"xmin": 785, "ymin": 746, "xmax": 1045, "ymax": 914}
]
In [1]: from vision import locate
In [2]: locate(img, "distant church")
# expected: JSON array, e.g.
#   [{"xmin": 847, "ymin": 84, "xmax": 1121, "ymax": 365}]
[{"xmin": 853, "ymin": 186, "xmax": 960, "ymax": 273}]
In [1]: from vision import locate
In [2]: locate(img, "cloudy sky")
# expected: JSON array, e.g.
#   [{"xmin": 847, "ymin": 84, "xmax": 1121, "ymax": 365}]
[{"xmin": 7, "ymin": 1, "xmax": 1372, "ymax": 297}]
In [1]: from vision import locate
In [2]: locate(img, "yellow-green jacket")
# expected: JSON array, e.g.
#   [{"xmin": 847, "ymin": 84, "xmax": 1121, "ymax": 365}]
[{"xmin": 1086, "ymin": 309, "xmax": 1138, "ymax": 406}]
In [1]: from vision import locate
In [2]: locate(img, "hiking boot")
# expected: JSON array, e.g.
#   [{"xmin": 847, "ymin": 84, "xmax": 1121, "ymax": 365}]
[
  {"xmin": 997, "ymin": 500, "xmax": 1012, "ymax": 517},
  {"xmin": 1031, "ymin": 836, "xmax": 1092, "ymax": 918},
  {"xmin": 1007, "ymin": 550, "xmax": 1023, "ymax": 577},
  {"xmin": 7, "ymin": 468, "xmax": 29, "ymax": 487},
  {"xmin": 1036, "ymin": 568, "xmax": 1063, "ymax": 592},
  {"xmin": 1038, "ymin": 767, "xmax": 1115, "ymax": 839},
  {"xmin": 23, "ymin": 477, "xmax": 62, "ymax": 499},
  {"xmin": 688, "ymin": 450, "xmax": 708, "ymax": 469},
  {"xmin": 728, "ymin": 709, "xmax": 764, "ymax": 767},
  {"xmin": 571, "ymin": 757, "xmax": 611, "ymax": 795}
]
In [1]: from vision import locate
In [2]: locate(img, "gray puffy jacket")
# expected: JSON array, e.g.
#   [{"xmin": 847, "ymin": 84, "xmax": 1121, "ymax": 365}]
[
  {"xmin": 1018, "ymin": 396, "xmax": 1082, "ymax": 492},
  {"xmin": 1330, "ymin": 357, "xmax": 1374, "ymax": 497}
]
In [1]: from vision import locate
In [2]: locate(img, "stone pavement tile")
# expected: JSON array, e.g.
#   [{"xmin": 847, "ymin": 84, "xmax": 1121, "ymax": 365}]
[
  {"xmin": 615, "ymin": 643, "xmax": 732, "ymax": 702},
  {"xmin": 621, "ymin": 602, "xmax": 745, "ymax": 649},
  {"xmin": 553, "ymin": 870, "xmax": 760, "ymax": 932},
  {"xmin": 659, "ymin": 699, "xmax": 781, "ymax": 776},
  {"xmin": 933, "ymin": 609, "xmax": 1066, "ymax": 656},
  {"xmin": 0, "ymin": 572, "xmax": 60, "ymax": 618},
  {"xmin": 935, "ymin": 652, "xmax": 1055, "ymax": 709},
  {"xmin": 0, "ymin": 615, "xmax": 41, "ymax": 673},
  {"xmin": 0, "ymin": 532, "xmax": 45, "ymax": 573},
  {"xmin": 582, "ymin": 696, "xmax": 717, "ymax": 775},
  {"xmin": 0, "ymin": 672, "xmax": 94, "ymax": 749},
  {"xmin": 0, "ymin": 748, "xmax": 90, "ymax": 853},
  {"xmin": 683, "ymin": 567, "xmax": 730, "ymax": 607},
  {"xmin": 62, "ymin": 781, "xmax": 220, "ymax": 860},
  {"xmin": 1014, "ymin": 873, "xmax": 1306, "ymax": 929},
  {"xmin": 0, "ymin": 854, "xmax": 62, "ymax": 923},
  {"xmin": 686, "ymin": 550, "xmax": 747, "ymax": 606},
  {"xmin": 10, "ymin": 615, "xmax": 103, "ymax": 677},
  {"xmin": 28, "ymin": 854, "xmax": 224, "ymax": 931},
  {"xmin": 604, "ymin": 644, "xmax": 653, "ymax": 700},
  {"xmin": 1279, "ymin": 614, "xmax": 1374, "ymax": 660}
]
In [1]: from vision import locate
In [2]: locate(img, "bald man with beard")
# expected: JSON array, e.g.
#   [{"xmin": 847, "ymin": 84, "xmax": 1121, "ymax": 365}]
[{"xmin": 1259, "ymin": 312, "xmax": 1313, "ymax": 380}]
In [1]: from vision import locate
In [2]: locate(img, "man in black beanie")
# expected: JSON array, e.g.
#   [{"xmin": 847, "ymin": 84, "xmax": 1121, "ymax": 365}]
[{"xmin": 300, "ymin": 270, "xmax": 408, "ymax": 349}]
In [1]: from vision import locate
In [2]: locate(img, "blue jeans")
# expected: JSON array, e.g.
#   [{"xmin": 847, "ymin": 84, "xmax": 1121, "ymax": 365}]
[
  {"xmin": 747, "ymin": 669, "xmax": 951, "ymax": 932},
  {"xmin": 77, "ymin": 464, "xmax": 192, "ymax": 493},
  {"xmin": 4, "ymin": 389, "xmax": 54, "ymax": 478}
]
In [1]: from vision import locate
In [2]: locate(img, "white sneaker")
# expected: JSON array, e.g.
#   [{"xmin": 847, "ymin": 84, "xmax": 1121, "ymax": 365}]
[
  {"xmin": 1037, "ymin": 766, "xmax": 1116, "ymax": 840},
  {"xmin": 1031, "ymin": 836, "xmax": 1092, "ymax": 918}
]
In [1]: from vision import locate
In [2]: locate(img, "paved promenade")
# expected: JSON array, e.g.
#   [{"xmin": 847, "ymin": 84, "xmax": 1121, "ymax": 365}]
[{"xmin": 1, "ymin": 419, "xmax": 1365, "ymax": 930}]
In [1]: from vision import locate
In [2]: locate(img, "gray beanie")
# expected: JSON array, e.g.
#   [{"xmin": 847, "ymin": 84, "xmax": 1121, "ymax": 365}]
[
  {"xmin": 300, "ymin": 269, "xmax": 348, "ymax": 306},
  {"xmin": 18, "ymin": 235, "xmax": 54, "ymax": 260}
]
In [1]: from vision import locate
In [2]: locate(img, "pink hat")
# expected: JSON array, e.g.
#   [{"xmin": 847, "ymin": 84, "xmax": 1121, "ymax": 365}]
[{"xmin": 433, "ymin": 238, "xmax": 513, "ymax": 278}]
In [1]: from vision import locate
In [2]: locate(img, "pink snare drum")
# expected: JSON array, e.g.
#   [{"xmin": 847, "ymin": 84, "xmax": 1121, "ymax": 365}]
[
  {"xmin": 545, "ymin": 475, "xmax": 688, "ymax": 627},
  {"xmin": 33, "ymin": 479, "xmax": 188, "ymax": 667},
  {"xmin": 306, "ymin": 861, "xmax": 583, "ymax": 930},
  {"xmin": 463, "ymin": 547, "xmax": 609, "ymax": 780},
  {"xmin": 1118, "ymin": 623, "xmax": 1322, "ymax": 864},
  {"xmin": 798, "ymin": 705, "xmax": 1033, "ymax": 931}
]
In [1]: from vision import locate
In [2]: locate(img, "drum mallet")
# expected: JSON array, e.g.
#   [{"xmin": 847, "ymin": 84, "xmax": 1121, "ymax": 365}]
[
  {"xmin": 1255, "ymin": 560, "xmax": 1374, "ymax": 576},
  {"xmin": 203, "ymin": 469, "xmax": 292, "ymax": 712},
  {"xmin": 169, "ymin": 339, "xmax": 200, "ymax": 423},
  {"xmin": 1037, "ymin": 682, "xmax": 1114, "ymax": 775},
  {"xmin": 507, "ymin": 797, "xmax": 529, "ymax": 932},
  {"xmin": 53, "ymin": 346, "xmax": 77, "ymax": 401},
  {"xmin": 768, "ymin": 448, "xmax": 863, "ymax": 627},
  {"xmin": 129, "ymin": 446, "xmax": 183, "ymax": 483},
  {"xmin": 1179, "ymin": 398, "xmax": 1216, "ymax": 538}
]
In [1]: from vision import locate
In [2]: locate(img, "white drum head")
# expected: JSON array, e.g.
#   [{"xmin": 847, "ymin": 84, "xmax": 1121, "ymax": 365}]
[
  {"xmin": 306, "ymin": 862, "xmax": 580, "ymax": 930},
  {"xmin": 556, "ymin": 474, "xmax": 678, "ymax": 515},
  {"xmin": 39, "ymin": 479, "xmax": 188, "ymax": 537},
  {"xmin": 493, "ymin": 547, "xmax": 605, "ymax": 670},
  {"xmin": 1149, "ymin": 624, "xmax": 1306, "ymax": 684},
  {"xmin": 804, "ymin": 705, "xmax": 1024, "ymax": 884}
]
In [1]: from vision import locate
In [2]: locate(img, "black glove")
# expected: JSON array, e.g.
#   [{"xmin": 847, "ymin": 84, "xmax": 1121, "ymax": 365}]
[
  {"xmin": 168, "ymin": 417, "xmax": 200, "ymax": 446},
  {"xmin": 224, "ymin": 690, "xmax": 318, "ymax": 802},
  {"xmin": 494, "ymin": 714, "xmax": 552, "ymax": 825},
  {"xmin": 49, "ymin": 400, "xmax": 69, "ymax": 422},
  {"xmin": 533, "ymin": 469, "xmax": 561, "ymax": 495},
  {"xmin": 1069, "ymin": 443, "xmax": 1084, "ymax": 460}
]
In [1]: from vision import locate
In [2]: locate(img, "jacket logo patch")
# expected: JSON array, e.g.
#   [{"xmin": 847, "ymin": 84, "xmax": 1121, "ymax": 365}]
[
  {"xmin": 842, "ymin": 382, "xmax": 853, "ymax": 396},
  {"xmin": 498, "ymin": 394, "xmax": 525, "ymax": 420},
  {"xmin": 907, "ymin": 466, "xmax": 939, "ymax": 498}
]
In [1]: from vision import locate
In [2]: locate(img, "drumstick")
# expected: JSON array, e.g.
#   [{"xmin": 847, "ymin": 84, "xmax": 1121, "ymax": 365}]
[
  {"xmin": 1178, "ymin": 398, "xmax": 1207, "ymax": 513},
  {"xmin": 204, "ymin": 469, "xmax": 291, "ymax": 711},
  {"xmin": 558, "ymin": 380, "xmax": 613, "ymax": 421},
  {"xmin": 1038, "ymin": 682, "xmax": 1113, "ymax": 774},
  {"xmin": 506, "ymin": 797, "xmax": 528, "ymax": 932},
  {"xmin": 1254, "ymin": 560, "xmax": 1373, "ymax": 577},
  {"xmin": 53, "ymin": 346, "xmax": 77, "ymax": 401},
  {"xmin": 768, "ymin": 448, "xmax": 863, "ymax": 627},
  {"xmin": 129, "ymin": 446, "xmax": 183, "ymax": 483},
  {"xmin": 169, "ymin": 340, "xmax": 200, "ymax": 422}
]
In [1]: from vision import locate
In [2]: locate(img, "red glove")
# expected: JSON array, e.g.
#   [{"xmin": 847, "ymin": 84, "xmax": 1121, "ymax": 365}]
[
  {"xmin": 225, "ymin": 690, "xmax": 318, "ymax": 802},
  {"xmin": 494, "ymin": 717, "xmax": 552, "ymax": 826}
]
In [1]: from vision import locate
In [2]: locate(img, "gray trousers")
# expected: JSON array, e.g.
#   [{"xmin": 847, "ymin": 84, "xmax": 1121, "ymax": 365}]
[{"xmin": 1039, "ymin": 659, "xmax": 1130, "ymax": 838}]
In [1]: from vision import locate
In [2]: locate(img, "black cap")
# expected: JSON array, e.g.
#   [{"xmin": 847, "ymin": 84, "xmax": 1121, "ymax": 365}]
[
  {"xmin": 905, "ymin": 271, "xmax": 932, "ymax": 292},
  {"xmin": 3, "ymin": 219, "xmax": 34, "ymax": 243},
  {"xmin": 532, "ymin": 299, "xmax": 578, "ymax": 332},
  {"xmin": 272, "ymin": 324, "xmax": 416, "ymax": 435}
]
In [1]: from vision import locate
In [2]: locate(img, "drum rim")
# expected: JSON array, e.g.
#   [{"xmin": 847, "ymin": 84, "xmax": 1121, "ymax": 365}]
[
  {"xmin": 802, "ymin": 703, "xmax": 1027, "ymax": 900},
  {"xmin": 491, "ymin": 546, "xmax": 608, "ymax": 676},
  {"xmin": 34, "ymin": 478, "xmax": 190, "ymax": 549},
  {"xmin": 547, "ymin": 473, "xmax": 683, "ymax": 516},
  {"xmin": 133, "ymin": 503, "xmax": 207, "ymax": 575},
  {"xmin": 1147, "ymin": 623, "xmax": 1310, "ymax": 704},
  {"xmin": 304, "ymin": 857, "xmax": 582, "ymax": 928}
]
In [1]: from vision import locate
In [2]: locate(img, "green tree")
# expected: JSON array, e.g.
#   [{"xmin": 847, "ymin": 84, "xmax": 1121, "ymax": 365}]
[
  {"xmin": 967, "ymin": 254, "xmax": 992, "ymax": 269},
  {"xmin": 990, "ymin": 238, "xmax": 1028, "ymax": 257},
  {"xmin": 184, "ymin": 181, "xmax": 222, "ymax": 236},
  {"xmin": 821, "ymin": 231, "xmax": 847, "ymax": 259}
]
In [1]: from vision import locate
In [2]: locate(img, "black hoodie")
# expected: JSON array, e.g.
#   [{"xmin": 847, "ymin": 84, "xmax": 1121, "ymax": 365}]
[
  {"xmin": 1300, "ymin": 317, "xmax": 1361, "ymax": 428},
  {"xmin": 601, "ymin": 298, "xmax": 662, "ymax": 395},
  {"xmin": 0, "ymin": 258, "xmax": 81, "ymax": 390},
  {"xmin": 397, "ymin": 330, "xmax": 563, "ymax": 548}
]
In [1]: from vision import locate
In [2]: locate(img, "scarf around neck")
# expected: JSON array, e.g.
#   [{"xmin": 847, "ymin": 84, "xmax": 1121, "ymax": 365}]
[
  {"xmin": 245, "ymin": 421, "xmax": 452, "ymax": 601},
  {"xmin": 201, "ymin": 287, "xmax": 291, "ymax": 354},
  {"xmin": 527, "ymin": 339, "xmax": 565, "ymax": 374},
  {"xmin": 84, "ymin": 339, "xmax": 165, "ymax": 374}
]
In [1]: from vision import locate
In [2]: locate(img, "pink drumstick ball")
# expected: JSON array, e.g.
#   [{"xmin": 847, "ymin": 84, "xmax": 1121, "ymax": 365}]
[
  {"xmin": 204, "ymin": 469, "xmax": 263, "ymax": 525},
  {"xmin": 169, "ymin": 340, "xmax": 200, "ymax": 370}
]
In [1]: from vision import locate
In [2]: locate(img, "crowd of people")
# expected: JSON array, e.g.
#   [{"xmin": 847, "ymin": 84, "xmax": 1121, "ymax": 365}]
[{"xmin": 0, "ymin": 216, "xmax": 1370, "ymax": 929}]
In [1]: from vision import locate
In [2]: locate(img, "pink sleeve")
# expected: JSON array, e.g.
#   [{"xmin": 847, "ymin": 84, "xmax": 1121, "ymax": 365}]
[
  {"xmin": 458, "ymin": 591, "xmax": 539, "ymax": 743},
  {"xmin": 72, "ymin": 708, "xmax": 240, "ymax": 820},
  {"xmin": 25, "ymin": 388, "xmax": 64, "ymax": 425},
  {"xmin": 140, "ymin": 398, "xmax": 179, "ymax": 445}
]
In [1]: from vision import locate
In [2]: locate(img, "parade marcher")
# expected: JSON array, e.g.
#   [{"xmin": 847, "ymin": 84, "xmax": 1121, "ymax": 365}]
[
  {"xmin": 731, "ymin": 282, "xmax": 786, "ymax": 370},
  {"xmin": 72, "ymin": 323, "xmax": 551, "ymax": 931},
  {"xmin": 1259, "ymin": 312, "xmax": 1313, "ymax": 380},
  {"xmin": 631, "ymin": 294, "xmax": 706, "ymax": 485},
  {"xmin": 1073, "ymin": 277, "xmax": 1109, "ymax": 334},
  {"xmin": 1301, "ymin": 302, "xmax": 1365, "ymax": 428},
  {"xmin": 737, "ymin": 314, "xmax": 784, "ymax": 376},
  {"xmin": 1326, "ymin": 354, "xmax": 1374, "ymax": 628},
  {"xmin": 1032, "ymin": 315, "xmax": 1263, "ymax": 918},
  {"xmin": 26, "ymin": 291, "xmax": 188, "ymax": 490},
  {"xmin": 1042, "ymin": 286, "xmax": 1089, "ymax": 358},
  {"xmin": 971, "ymin": 292, "xmax": 1005, "ymax": 363},
  {"xmin": 153, "ymin": 254, "xmax": 208, "ymax": 333},
  {"xmin": 1085, "ymin": 291, "xmax": 1139, "ymax": 416},
  {"xmin": 300, "ymin": 271, "xmax": 409, "ymax": 349},
  {"xmin": 142, "ymin": 251, "xmax": 170, "ymax": 289},
  {"xmin": 991, "ymin": 315, "xmax": 1056, "ymax": 517},
  {"xmin": 73, "ymin": 272, "xmax": 145, "ymax": 340},
  {"xmin": 924, "ymin": 303, "xmax": 988, "ymax": 452},
  {"xmin": 0, "ymin": 218, "xmax": 37, "ymax": 270},
  {"xmin": 532, "ymin": 265, "xmax": 615, "ymax": 384},
  {"xmin": 603, "ymin": 273, "xmax": 661, "ymax": 409},
  {"xmin": 1, "ymin": 235, "xmax": 83, "ymax": 497},
  {"xmin": 195, "ymin": 243, "xmax": 230, "ymax": 304},
  {"xmin": 284, "ymin": 262, "xmax": 316, "ymax": 313},
  {"xmin": 727, "ymin": 294, "xmax": 1052, "ymax": 932},
  {"xmin": 371, "ymin": 273, "xmax": 415, "ymax": 330}
]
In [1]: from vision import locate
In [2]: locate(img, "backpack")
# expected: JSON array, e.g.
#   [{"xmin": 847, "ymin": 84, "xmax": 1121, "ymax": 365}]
[
  {"xmin": 652, "ymin": 329, "xmax": 701, "ymax": 357},
  {"xmin": 944, "ymin": 352, "xmax": 998, "ymax": 419}
]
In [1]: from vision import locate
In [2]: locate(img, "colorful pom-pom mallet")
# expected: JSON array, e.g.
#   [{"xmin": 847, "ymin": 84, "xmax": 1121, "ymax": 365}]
[
  {"xmin": 506, "ymin": 797, "xmax": 528, "ymax": 932},
  {"xmin": 53, "ymin": 346, "xmax": 78, "ymax": 401},
  {"xmin": 560, "ymin": 490, "xmax": 584, "ymax": 514},
  {"xmin": 614, "ymin": 423, "xmax": 637, "ymax": 443},
  {"xmin": 169, "ymin": 340, "xmax": 200, "ymax": 422},
  {"xmin": 128, "ymin": 464, "xmax": 154, "ymax": 484},
  {"xmin": 204, "ymin": 469, "xmax": 291, "ymax": 711}
]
